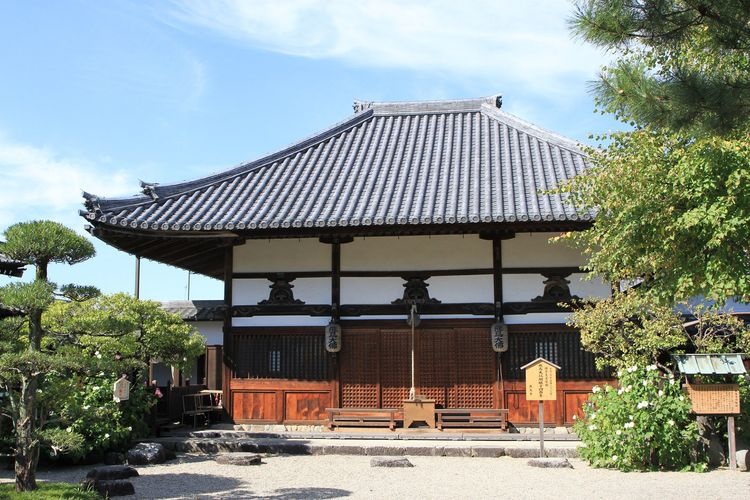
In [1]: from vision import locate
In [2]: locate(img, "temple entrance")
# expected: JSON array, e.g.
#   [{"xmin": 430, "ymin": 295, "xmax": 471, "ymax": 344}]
[{"xmin": 339, "ymin": 327, "xmax": 497, "ymax": 409}]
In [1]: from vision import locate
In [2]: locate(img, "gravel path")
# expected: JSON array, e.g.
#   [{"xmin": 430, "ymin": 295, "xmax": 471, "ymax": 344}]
[{"xmin": 2, "ymin": 453, "xmax": 749, "ymax": 499}]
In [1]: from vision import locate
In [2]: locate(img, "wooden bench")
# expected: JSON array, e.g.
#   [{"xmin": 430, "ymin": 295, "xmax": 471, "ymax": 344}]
[
  {"xmin": 326, "ymin": 408, "xmax": 401, "ymax": 431},
  {"xmin": 182, "ymin": 393, "xmax": 210, "ymax": 427},
  {"xmin": 435, "ymin": 408, "xmax": 509, "ymax": 431}
]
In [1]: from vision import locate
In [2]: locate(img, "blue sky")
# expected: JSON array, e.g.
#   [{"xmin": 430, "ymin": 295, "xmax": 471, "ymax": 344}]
[{"xmin": 0, "ymin": 0, "xmax": 620, "ymax": 301}]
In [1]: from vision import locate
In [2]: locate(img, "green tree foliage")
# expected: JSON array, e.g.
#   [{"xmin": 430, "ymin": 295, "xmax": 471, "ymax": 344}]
[
  {"xmin": 569, "ymin": 292, "xmax": 750, "ymax": 371},
  {"xmin": 0, "ymin": 221, "xmax": 204, "ymax": 491},
  {"xmin": 0, "ymin": 221, "xmax": 95, "ymax": 492},
  {"xmin": 564, "ymin": 1, "xmax": 750, "ymax": 303},
  {"xmin": 562, "ymin": 128, "xmax": 750, "ymax": 303},
  {"xmin": 564, "ymin": 0, "xmax": 750, "ymax": 304},
  {"xmin": 571, "ymin": 0, "xmax": 750, "ymax": 136}
]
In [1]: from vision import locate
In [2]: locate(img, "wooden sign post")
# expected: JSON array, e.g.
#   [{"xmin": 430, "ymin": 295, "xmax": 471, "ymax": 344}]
[
  {"xmin": 686, "ymin": 383, "xmax": 741, "ymax": 470},
  {"xmin": 521, "ymin": 358, "xmax": 561, "ymax": 458}
]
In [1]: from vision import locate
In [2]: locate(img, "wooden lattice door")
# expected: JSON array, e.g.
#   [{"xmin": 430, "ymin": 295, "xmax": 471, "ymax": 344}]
[
  {"xmin": 453, "ymin": 328, "xmax": 496, "ymax": 408},
  {"xmin": 379, "ymin": 329, "xmax": 410, "ymax": 408},
  {"xmin": 417, "ymin": 329, "xmax": 455, "ymax": 407},
  {"xmin": 339, "ymin": 326, "xmax": 495, "ymax": 410},
  {"xmin": 339, "ymin": 329, "xmax": 379, "ymax": 407}
]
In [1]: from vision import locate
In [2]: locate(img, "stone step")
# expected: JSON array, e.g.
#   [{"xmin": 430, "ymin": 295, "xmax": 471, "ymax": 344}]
[{"xmin": 150, "ymin": 436, "xmax": 578, "ymax": 459}]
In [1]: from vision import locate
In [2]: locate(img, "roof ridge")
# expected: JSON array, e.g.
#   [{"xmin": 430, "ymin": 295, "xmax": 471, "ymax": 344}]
[
  {"xmin": 480, "ymin": 104, "xmax": 585, "ymax": 152},
  {"xmin": 355, "ymin": 94, "xmax": 503, "ymax": 115}
]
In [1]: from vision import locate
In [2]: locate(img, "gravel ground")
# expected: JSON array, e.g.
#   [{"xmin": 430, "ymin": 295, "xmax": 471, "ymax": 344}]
[{"xmin": 2, "ymin": 453, "xmax": 749, "ymax": 499}]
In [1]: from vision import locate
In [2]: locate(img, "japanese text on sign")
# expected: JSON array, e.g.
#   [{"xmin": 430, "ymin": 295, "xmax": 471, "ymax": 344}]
[{"xmin": 524, "ymin": 361, "xmax": 557, "ymax": 401}]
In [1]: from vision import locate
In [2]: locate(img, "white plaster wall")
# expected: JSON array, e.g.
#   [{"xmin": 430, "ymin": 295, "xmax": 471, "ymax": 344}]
[
  {"xmin": 428, "ymin": 275, "xmax": 493, "ymax": 303},
  {"xmin": 341, "ymin": 275, "xmax": 491, "ymax": 304},
  {"xmin": 234, "ymin": 238, "xmax": 329, "ymax": 272},
  {"xmin": 503, "ymin": 275, "xmax": 545, "ymax": 302},
  {"xmin": 233, "ymin": 277, "xmax": 330, "ymax": 305},
  {"xmin": 193, "ymin": 321, "xmax": 223, "ymax": 345},
  {"xmin": 504, "ymin": 274, "xmax": 610, "ymax": 302},
  {"xmin": 342, "ymin": 235, "xmax": 491, "ymax": 271},
  {"xmin": 232, "ymin": 316, "xmax": 330, "ymax": 327},
  {"xmin": 342, "ymin": 277, "xmax": 403, "ymax": 303},
  {"xmin": 502, "ymin": 232, "xmax": 584, "ymax": 267},
  {"xmin": 570, "ymin": 275, "xmax": 611, "ymax": 299},
  {"xmin": 503, "ymin": 312, "xmax": 571, "ymax": 324}
]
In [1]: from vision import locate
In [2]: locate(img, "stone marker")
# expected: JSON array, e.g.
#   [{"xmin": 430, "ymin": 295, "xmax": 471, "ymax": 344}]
[
  {"xmin": 736, "ymin": 449, "xmax": 748, "ymax": 472},
  {"xmin": 86, "ymin": 465, "xmax": 139, "ymax": 480},
  {"xmin": 127, "ymin": 442, "xmax": 167, "ymax": 465},
  {"xmin": 527, "ymin": 458, "xmax": 573, "ymax": 469},
  {"xmin": 370, "ymin": 457, "xmax": 414, "ymax": 468},
  {"xmin": 215, "ymin": 453, "xmax": 263, "ymax": 466},
  {"xmin": 81, "ymin": 478, "xmax": 135, "ymax": 497}
]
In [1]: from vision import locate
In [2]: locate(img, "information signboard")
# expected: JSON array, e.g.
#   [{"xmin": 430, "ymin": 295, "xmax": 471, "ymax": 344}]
[{"xmin": 522, "ymin": 358, "xmax": 560, "ymax": 401}]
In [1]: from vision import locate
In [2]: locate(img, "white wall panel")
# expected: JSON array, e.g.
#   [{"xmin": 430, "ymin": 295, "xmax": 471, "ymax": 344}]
[
  {"xmin": 342, "ymin": 277, "xmax": 403, "ymax": 303},
  {"xmin": 503, "ymin": 275, "xmax": 544, "ymax": 302},
  {"xmin": 503, "ymin": 312, "xmax": 571, "ymax": 324},
  {"xmin": 342, "ymin": 235, "xmax": 491, "ymax": 271},
  {"xmin": 428, "ymin": 275, "xmax": 493, "ymax": 303},
  {"xmin": 569, "ymin": 275, "xmax": 611, "ymax": 299},
  {"xmin": 232, "ymin": 316, "xmax": 330, "ymax": 327},
  {"xmin": 234, "ymin": 238, "xmax": 329, "ymax": 272},
  {"xmin": 233, "ymin": 277, "xmax": 330, "ymax": 305},
  {"xmin": 193, "ymin": 321, "xmax": 224, "ymax": 345},
  {"xmin": 232, "ymin": 278, "xmax": 270, "ymax": 305},
  {"xmin": 502, "ymin": 232, "xmax": 584, "ymax": 267}
]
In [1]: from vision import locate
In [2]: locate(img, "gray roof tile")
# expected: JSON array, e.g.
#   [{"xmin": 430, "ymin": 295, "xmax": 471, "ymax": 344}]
[{"xmin": 82, "ymin": 95, "xmax": 593, "ymax": 233}]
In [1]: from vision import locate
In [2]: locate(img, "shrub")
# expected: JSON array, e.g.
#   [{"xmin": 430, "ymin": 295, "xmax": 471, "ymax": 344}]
[
  {"xmin": 574, "ymin": 364, "xmax": 703, "ymax": 471},
  {"xmin": 50, "ymin": 374, "xmax": 153, "ymax": 462}
]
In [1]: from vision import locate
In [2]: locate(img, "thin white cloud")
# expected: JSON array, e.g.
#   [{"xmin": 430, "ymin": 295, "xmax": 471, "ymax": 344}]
[
  {"xmin": 0, "ymin": 135, "xmax": 133, "ymax": 233},
  {"xmin": 166, "ymin": 0, "xmax": 606, "ymax": 97}
]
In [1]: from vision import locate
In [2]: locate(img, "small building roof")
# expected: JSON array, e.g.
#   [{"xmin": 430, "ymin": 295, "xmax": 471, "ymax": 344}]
[
  {"xmin": 82, "ymin": 95, "xmax": 594, "ymax": 278},
  {"xmin": 160, "ymin": 300, "xmax": 227, "ymax": 321},
  {"xmin": 672, "ymin": 354, "xmax": 747, "ymax": 375},
  {"xmin": 0, "ymin": 250, "xmax": 25, "ymax": 278},
  {"xmin": 520, "ymin": 357, "xmax": 562, "ymax": 370}
]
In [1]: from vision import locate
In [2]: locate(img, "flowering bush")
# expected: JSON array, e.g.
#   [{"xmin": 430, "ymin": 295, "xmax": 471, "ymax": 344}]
[
  {"xmin": 50, "ymin": 374, "xmax": 153, "ymax": 462},
  {"xmin": 574, "ymin": 364, "xmax": 703, "ymax": 471}
]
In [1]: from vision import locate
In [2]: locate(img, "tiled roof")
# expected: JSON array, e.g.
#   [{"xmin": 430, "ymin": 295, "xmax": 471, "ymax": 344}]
[
  {"xmin": 0, "ymin": 250, "xmax": 25, "ymax": 277},
  {"xmin": 82, "ymin": 95, "xmax": 593, "ymax": 234},
  {"xmin": 161, "ymin": 300, "xmax": 227, "ymax": 321}
]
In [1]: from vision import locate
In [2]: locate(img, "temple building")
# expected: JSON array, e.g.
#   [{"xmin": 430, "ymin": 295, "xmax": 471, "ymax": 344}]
[{"xmin": 81, "ymin": 95, "xmax": 613, "ymax": 426}]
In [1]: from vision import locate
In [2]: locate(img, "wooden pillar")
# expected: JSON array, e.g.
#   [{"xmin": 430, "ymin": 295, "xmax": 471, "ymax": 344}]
[
  {"xmin": 481, "ymin": 231, "xmax": 514, "ymax": 411},
  {"xmin": 492, "ymin": 238, "xmax": 503, "ymax": 321},
  {"xmin": 331, "ymin": 242, "xmax": 341, "ymax": 321},
  {"xmin": 222, "ymin": 244, "xmax": 233, "ymax": 421}
]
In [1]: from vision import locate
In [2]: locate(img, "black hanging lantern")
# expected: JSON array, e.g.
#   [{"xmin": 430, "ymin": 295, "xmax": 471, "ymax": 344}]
[
  {"xmin": 325, "ymin": 321, "xmax": 342, "ymax": 353},
  {"xmin": 491, "ymin": 322, "xmax": 508, "ymax": 353}
]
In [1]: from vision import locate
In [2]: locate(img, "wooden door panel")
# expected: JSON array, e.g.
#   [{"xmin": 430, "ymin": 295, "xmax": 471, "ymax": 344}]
[
  {"xmin": 417, "ymin": 329, "xmax": 454, "ymax": 407},
  {"xmin": 285, "ymin": 391, "xmax": 332, "ymax": 421},
  {"xmin": 340, "ymin": 329, "xmax": 380, "ymax": 407},
  {"xmin": 454, "ymin": 328, "xmax": 495, "ymax": 408},
  {"xmin": 380, "ymin": 329, "xmax": 410, "ymax": 407}
]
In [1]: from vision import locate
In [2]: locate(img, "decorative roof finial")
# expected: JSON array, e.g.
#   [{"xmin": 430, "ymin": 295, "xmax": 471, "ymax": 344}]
[
  {"xmin": 140, "ymin": 180, "xmax": 159, "ymax": 201},
  {"xmin": 353, "ymin": 100, "xmax": 374, "ymax": 113},
  {"xmin": 495, "ymin": 94, "xmax": 503, "ymax": 108},
  {"xmin": 82, "ymin": 191, "xmax": 101, "ymax": 213}
]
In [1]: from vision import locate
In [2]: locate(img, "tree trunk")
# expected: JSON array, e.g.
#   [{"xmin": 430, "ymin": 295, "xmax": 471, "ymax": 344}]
[{"xmin": 14, "ymin": 376, "xmax": 39, "ymax": 491}]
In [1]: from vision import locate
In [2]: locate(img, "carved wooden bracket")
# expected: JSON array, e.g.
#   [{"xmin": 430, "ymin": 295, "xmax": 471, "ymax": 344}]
[
  {"xmin": 258, "ymin": 274, "xmax": 305, "ymax": 305},
  {"xmin": 391, "ymin": 276, "xmax": 441, "ymax": 305},
  {"xmin": 531, "ymin": 273, "xmax": 580, "ymax": 303}
]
